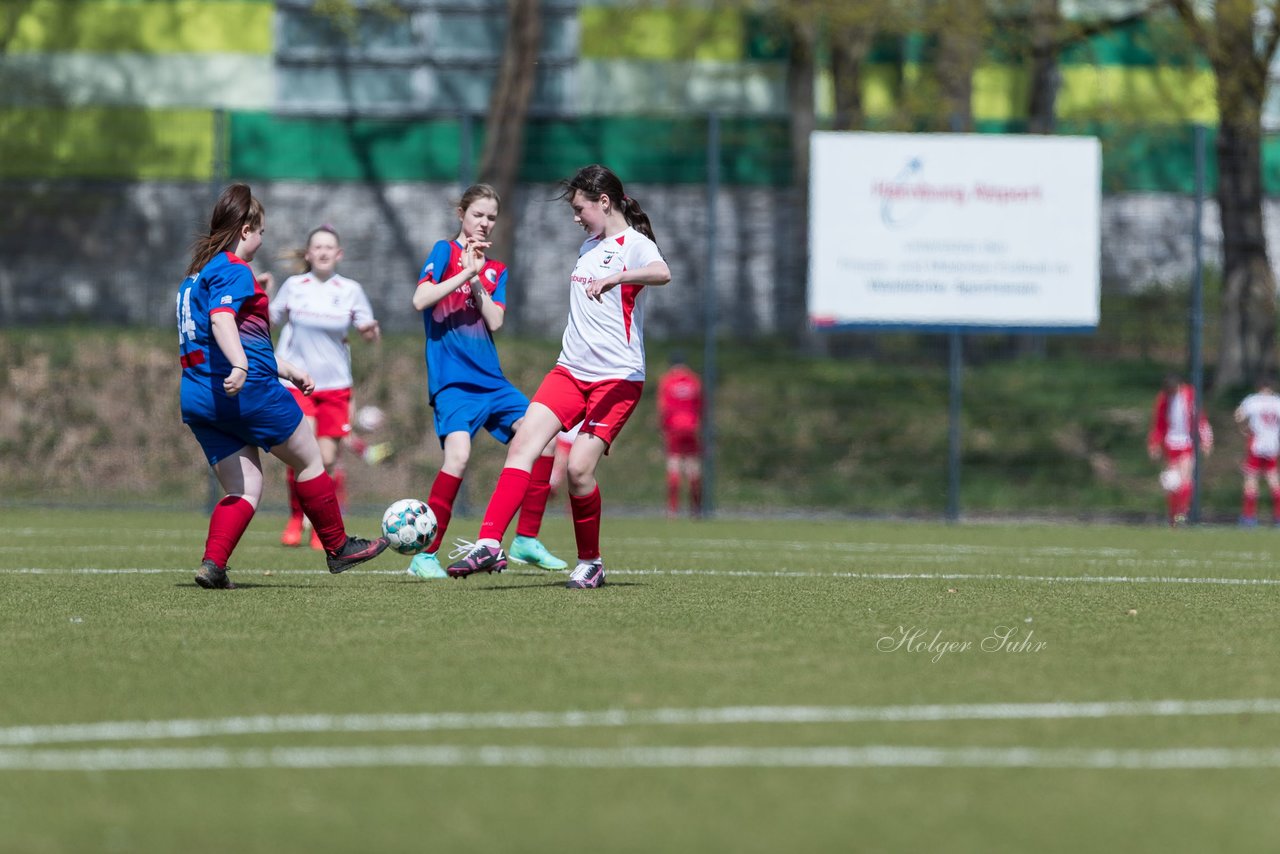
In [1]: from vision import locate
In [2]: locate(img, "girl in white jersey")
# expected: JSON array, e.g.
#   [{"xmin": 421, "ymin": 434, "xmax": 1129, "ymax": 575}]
[
  {"xmin": 269, "ymin": 225, "xmax": 381, "ymax": 548},
  {"xmin": 1234, "ymin": 376, "xmax": 1280, "ymax": 526},
  {"xmin": 447, "ymin": 164, "xmax": 672, "ymax": 588}
]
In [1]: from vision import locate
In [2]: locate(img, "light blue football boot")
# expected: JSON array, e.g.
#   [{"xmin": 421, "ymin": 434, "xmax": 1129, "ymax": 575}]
[
  {"xmin": 508, "ymin": 536, "xmax": 569, "ymax": 571},
  {"xmin": 406, "ymin": 551, "xmax": 447, "ymax": 579}
]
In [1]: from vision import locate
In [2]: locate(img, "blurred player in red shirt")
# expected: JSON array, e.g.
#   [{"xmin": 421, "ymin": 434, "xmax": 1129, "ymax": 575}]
[
  {"xmin": 1147, "ymin": 374, "xmax": 1213, "ymax": 526},
  {"xmin": 657, "ymin": 352, "xmax": 703, "ymax": 518}
]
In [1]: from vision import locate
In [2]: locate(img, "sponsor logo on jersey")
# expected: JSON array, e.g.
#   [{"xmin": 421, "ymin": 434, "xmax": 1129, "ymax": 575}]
[
  {"xmin": 484, "ymin": 268, "xmax": 498, "ymax": 283},
  {"xmin": 220, "ymin": 295, "xmax": 233, "ymax": 305}
]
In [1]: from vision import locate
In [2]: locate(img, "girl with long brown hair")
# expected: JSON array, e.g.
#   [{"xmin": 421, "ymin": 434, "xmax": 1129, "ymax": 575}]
[{"xmin": 177, "ymin": 184, "xmax": 388, "ymax": 589}]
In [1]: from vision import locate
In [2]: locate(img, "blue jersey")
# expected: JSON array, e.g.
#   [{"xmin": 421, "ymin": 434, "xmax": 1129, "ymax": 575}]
[
  {"xmin": 418, "ymin": 239, "xmax": 512, "ymax": 405},
  {"xmin": 177, "ymin": 251, "xmax": 279, "ymax": 422}
]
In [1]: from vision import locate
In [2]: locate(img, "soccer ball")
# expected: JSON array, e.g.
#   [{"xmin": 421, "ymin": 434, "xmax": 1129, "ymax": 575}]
[
  {"xmin": 381, "ymin": 498, "xmax": 437, "ymax": 555},
  {"xmin": 356, "ymin": 405, "xmax": 386, "ymax": 433},
  {"xmin": 1159, "ymin": 467, "xmax": 1182, "ymax": 493}
]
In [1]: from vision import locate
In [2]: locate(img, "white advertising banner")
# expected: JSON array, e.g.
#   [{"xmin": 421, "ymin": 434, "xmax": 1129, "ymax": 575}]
[{"xmin": 808, "ymin": 132, "xmax": 1101, "ymax": 331}]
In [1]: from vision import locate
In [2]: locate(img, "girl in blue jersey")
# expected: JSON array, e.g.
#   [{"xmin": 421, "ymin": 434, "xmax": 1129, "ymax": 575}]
[
  {"xmin": 178, "ymin": 183, "xmax": 388, "ymax": 589},
  {"xmin": 406, "ymin": 183, "xmax": 566, "ymax": 579}
]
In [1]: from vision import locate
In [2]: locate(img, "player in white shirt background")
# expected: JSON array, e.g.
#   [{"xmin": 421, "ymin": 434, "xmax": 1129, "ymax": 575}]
[
  {"xmin": 447, "ymin": 164, "xmax": 672, "ymax": 589},
  {"xmin": 1234, "ymin": 376, "xmax": 1280, "ymax": 527},
  {"xmin": 268, "ymin": 225, "xmax": 381, "ymax": 548}
]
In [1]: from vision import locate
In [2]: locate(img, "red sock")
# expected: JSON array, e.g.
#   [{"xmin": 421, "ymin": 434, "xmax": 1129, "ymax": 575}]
[
  {"xmin": 516, "ymin": 455, "xmax": 554, "ymax": 538},
  {"xmin": 204, "ymin": 496, "xmax": 256, "ymax": 568},
  {"xmin": 426, "ymin": 470, "xmax": 463, "ymax": 553},
  {"xmin": 1244, "ymin": 491, "xmax": 1258, "ymax": 519},
  {"xmin": 1175, "ymin": 484, "xmax": 1192, "ymax": 518},
  {"xmin": 286, "ymin": 468, "xmax": 302, "ymax": 518},
  {"xmin": 667, "ymin": 472, "xmax": 680, "ymax": 514},
  {"xmin": 478, "ymin": 467, "xmax": 531, "ymax": 543},
  {"xmin": 570, "ymin": 486, "xmax": 602, "ymax": 561},
  {"xmin": 690, "ymin": 475, "xmax": 703, "ymax": 515},
  {"xmin": 294, "ymin": 471, "xmax": 347, "ymax": 552},
  {"xmin": 332, "ymin": 466, "xmax": 347, "ymax": 512}
]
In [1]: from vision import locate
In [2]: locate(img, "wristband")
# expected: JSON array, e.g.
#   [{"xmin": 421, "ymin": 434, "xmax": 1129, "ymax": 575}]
[{"xmin": 230, "ymin": 365, "xmax": 248, "ymax": 374}]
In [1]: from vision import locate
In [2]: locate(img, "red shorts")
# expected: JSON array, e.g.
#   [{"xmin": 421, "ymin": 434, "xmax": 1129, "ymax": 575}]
[
  {"xmin": 664, "ymin": 427, "xmax": 701, "ymax": 456},
  {"xmin": 1243, "ymin": 453, "xmax": 1278, "ymax": 474},
  {"xmin": 532, "ymin": 366, "xmax": 643, "ymax": 449},
  {"xmin": 289, "ymin": 387, "xmax": 352, "ymax": 439}
]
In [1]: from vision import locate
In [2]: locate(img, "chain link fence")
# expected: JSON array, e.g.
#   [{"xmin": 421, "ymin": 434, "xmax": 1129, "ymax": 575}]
[{"xmin": 1, "ymin": 115, "xmax": 1270, "ymax": 520}]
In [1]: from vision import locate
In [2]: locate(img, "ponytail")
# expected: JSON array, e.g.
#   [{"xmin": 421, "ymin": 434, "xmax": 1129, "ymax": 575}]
[
  {"xmin": 617, "ymin": 194, "xmax": 656, "ymax": 244},
  {"xmin": 187, "ymin": 183, "xmax": 264, "ymax": 276},
  {"xmin": 560, "ymin": 164, "xmax": 658, "ymax": 245}
]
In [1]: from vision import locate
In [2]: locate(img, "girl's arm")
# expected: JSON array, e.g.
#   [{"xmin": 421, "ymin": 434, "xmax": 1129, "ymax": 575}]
[
  {"xmin": 276, "ymin": 357, "xmax": 315, "ymax": 395},
  {"xmin": 585, "ymin": 260, "xmax": 672, "ymax": 302},
  {"xmin": 210, "ymin": 312, "xmax": 250, "ymax": 397},
  {"xmin": 413, "ymin": 267, "xmax": 475, "ymax": 312},
  {"xmin": 470, "ymin": 279, "xmax": 506, "ymax": 333},
  {"xmin": 350, "ymin": 284, "xmax": 381, "ymax": 342},
  {"xmin": 356, "ymin": 319, "xmax": 381, "ymax": 342},
  {"xmin": 413, "ymin": 239, "xmax": 490, "ymax": 312}
]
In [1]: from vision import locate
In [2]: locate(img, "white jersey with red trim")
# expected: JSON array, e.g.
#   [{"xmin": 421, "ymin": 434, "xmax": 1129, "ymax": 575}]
[
  {"xmin": 1163, "ymin": 389, "xmax": 1193, "ymax": 451},
  {"xmin": 1238, "ymin": 392, "xmax": 1280, "ymax": 458},
  {"xmin": 557, "ymin": 227, "xmax": 664, "ymax": 383},
  {"xmin": 269, "ymin": 272, "xmax": 375, "ymax": 391}
]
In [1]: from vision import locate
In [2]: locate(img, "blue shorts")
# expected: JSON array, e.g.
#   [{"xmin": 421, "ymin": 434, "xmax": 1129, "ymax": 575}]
[
  {"xmin": 431, "ymin": 383, "xmax": 530, "ymax": 445},
  {"xmin": 183, "ymin": 381, "xmax": 304, "ymax": 466}
]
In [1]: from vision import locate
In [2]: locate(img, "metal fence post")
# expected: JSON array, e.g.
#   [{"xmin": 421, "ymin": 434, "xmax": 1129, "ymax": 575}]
[
  {"xmin": 947, "ymin": 329, "xmax": 963, "ymax": 522},
  {"xmin": 459, "ymin": 113, "xmax": 475, "ymax": 186},
  {"xmin": 206, "ymin": 109, "xmax": 229, "ymax": 515},
  {"xmin": 1189, "ymin": 124, "xmax": 1207, "ymax": 524},
  {"xmin": 702, "ymin": 111, "xmax": 720, "ymax": 518}
]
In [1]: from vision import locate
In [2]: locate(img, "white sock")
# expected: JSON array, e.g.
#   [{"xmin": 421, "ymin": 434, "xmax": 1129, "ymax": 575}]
[{"xmin": 478, "ymin": 538, "xmax": 500, "ymax": 549}]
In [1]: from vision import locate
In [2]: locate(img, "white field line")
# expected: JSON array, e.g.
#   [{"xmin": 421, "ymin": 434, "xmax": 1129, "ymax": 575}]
[
  {"xmin": 2, "ymin": 744, "xmax": 1280, "ymax": 771},
  {"xmin": 0, "ymin": 545, "xmax": 195, "ymax": 553},
  {"xmin": 3, "ymin": 566, "xmax": 1279, "ymax": 585},
  {"xmin": 4, "ymin": 528, "xmax": 1276, "ymax": 563},
  {"xmin": 3, "ymin": 699, "xmax": 1280, "ymax": 748},
  {"xmin": 612, "ymin": 538, "xmax": 1280, "ymax": 563},
  {"xmin": 615, "ymin": 569, "xmax": 1280, "ymax": 585}
]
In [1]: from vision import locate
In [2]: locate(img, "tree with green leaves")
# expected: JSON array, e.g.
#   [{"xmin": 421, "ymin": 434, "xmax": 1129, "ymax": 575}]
[
  {"xmin": 1012, "ymin": 0, "xmax": 1163, "ymax": 134},
  {"xmin": 1167, "ymin": 0, "xmax": 1280, "ymax": 390},
  {"xmin": 477, "ymin": 0, "xmax": 543, "ymax": 330}
]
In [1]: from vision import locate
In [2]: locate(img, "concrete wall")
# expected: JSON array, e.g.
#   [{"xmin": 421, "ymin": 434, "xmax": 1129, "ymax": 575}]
[
  {"xmin": 0, "ymin": 180, "xmax": 801, "ymax": 338},
  {"xmin": 0, "ymin": 181, "xmax": 1268, "ymax": 335}
]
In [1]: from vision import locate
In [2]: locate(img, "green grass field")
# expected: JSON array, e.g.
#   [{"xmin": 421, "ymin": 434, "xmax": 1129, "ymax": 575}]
[{"xmin": 2, "ymin": 508, "xmax": 1279, "ymax": 853}]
